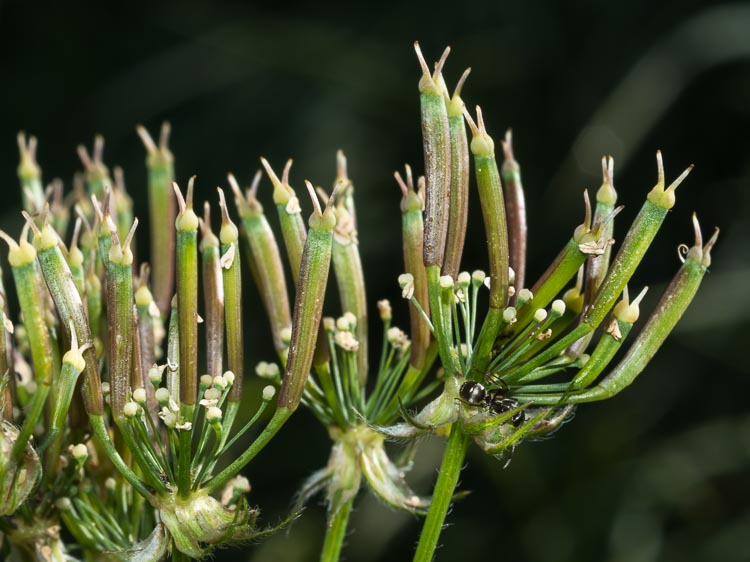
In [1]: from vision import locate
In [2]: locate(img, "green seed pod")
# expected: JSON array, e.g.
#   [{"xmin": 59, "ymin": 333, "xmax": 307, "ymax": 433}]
[
  {"xmin": 77, "ymin": 135, "xmax": 111, "ymax": 197},
  {"xmin": 414, "ymin": 43, "xmax": 452, "ymax": 268},
  {"xmin": 443, "ymin": 68, "xmax": 471, "ymax": 280},
  {"xmin": 200, "ymin": 203, "xmax": 224, "ymax": 378},
  {"xmin": 501, "ymin": 130, "xmax": 528, "ymax": 296},
  {"xmin": 174, "ymin": 179, "xmax": 200, "ymax": 407},
  {"xmin": 137, "ymin": 123, "xmax": 176, "ymax": 317},
  {"xmin": 217, "ymin": 187, "xmax": 244, "ymax": 405},
  {"xmin": 261, "ymin": 157, "xmax": 307, "ymax": 284},
  {"xmin": 277, "ymin": 181, "xmax": 337, "ymax": 412},
  {"xmin": 395, "ymin": 167, "xmax": 430, "ymax": 371},
  {"xmin": 330, "ymin": 194, "xmax": 368, "ymax": 384},
  {"xmin": 16, "ymin": 132, "xmax": 45, "ymax": 214},
  {"xmin": 24, "ymin": 214, "xmax": 102, "ymax": 415},
  {"xmin": 227, "ymin": 172, "xmax": 292, "ymax": 358}
]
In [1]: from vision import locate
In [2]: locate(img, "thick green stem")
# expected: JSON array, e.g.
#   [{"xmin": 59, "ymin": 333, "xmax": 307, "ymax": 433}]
[
  {"xmin": 413, "ymin": 424, "xmax": 469, "ymax": 562},
  {"xmin": 320, "ymin": 497, "xmax": 353, "ymax": 562}
]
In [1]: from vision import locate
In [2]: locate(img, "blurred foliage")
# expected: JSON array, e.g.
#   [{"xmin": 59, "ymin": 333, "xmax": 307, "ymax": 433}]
[{"xmin": 1, "ymin": 1, "xmax": 748, "ymax": 560}]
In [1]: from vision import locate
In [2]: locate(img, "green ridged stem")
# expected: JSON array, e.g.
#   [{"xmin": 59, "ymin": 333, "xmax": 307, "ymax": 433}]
[
  {"xmin": 515, "ymin": 226, "xmax": 715, "ymax": 404},
  {"xmin": 399, "ymin": 178, "xmax": 430, "ymax": 371},
  {"xmin": 412, "ymin": 423, "xmax": 469, "ymax": 562},
  {"xmin": 30, "ymin": 221, "xmax": 103, "ymax": 415},
  {"xmin": 426, "ymin": 265, "xmax": 457, "ymax": 377},
  {"xmin": 331, "ymin": 206, "xmax": 368, "ymax": 384},
  {"xmin": 138, "ymin": 123, "xmax": 176, "ymax": 317},
  {"xmin": 320, "ymin": 497, "xmax": 353, "ymax": 562},
  {"xmin": 89, "ymin": 414, "xmax": 153, "ymax": 501},
  {"xmin": 135, "ymin": 280, "xmax": 158, "ymax": 417},
  {"xmin": 85, "ymin": 262, "xmax": 102, "ymax": 348}
]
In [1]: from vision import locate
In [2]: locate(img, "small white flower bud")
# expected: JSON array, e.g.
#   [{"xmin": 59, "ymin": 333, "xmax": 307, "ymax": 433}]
[
  {"xmin": 155, "ymin": 388, "xmax": 170, "ymax": 404},
  {"xmin": 105, "ymin": 477, "xmax": 117, "ymax": 491},
  {"xmin": 323, "ymin": 317, "xmax": 336, "ymax": 332},
  {"xmin": 439, "ymin": 275, "xmax": 454, "ymax": 289},
  {"xmin": 508, "ymin": 267, "xmax": 516, "ymax": 286},
  {"xmin": 398, "ymin": 273, "xmax": 414, "ymax": 299},
  {"xmin": 503, "ymin": 307, "xmax": 517, "ymax": 323},
  {"xmin": 206, "ymin": 406, "xmax": 222, "ymax": 422},
  {"xmin": 518, "ymin": 288, "xmax": 533, "ymax": 302},
  {"xmin": 132, "ymin": 388, "xmax": 147, "ymax": 405},
  {"xmin": 71, "ymin": 443, "xmax": 88, "ymax": 461},
  {"xmin": 55, "ymin": 498, "xmax": 72, "ymax": 511},
  {"xmin": 483, "ymin": 277, "xmax": 491, "ymax": 290},
  {"xmin": 204, "ymin": 388, "xmax": 221, "ymax": 401},
  {"xmin": 149, "ymin": 365, "xmax": 164, "ymax": 386},
  {"xmin": 551, "ymin": 299, "xmax": 566, "ymax": 317},
  {"xmin": 471, "ymin": 270, "xmax": 486, "ymax": 287},
  {"xmin": 223, "ymin": 371, "xmax": 235, "ymax": 385},
  {"xmin": 212, "ymin": 375, "xmax": 228, "ymax": 391},
  {"xmin": 457, "ymin": 271, "xmax": 471, "ymax": 289},
  {"xmin": 262, "ymin": 385, "xmax": 276, "ymax": 401},
  {"xmin": 336, "ymin": 316, "xmax": 351, "ymax": 332},
  {"xmin": 534, "ymin": 309, "xmax": 548, "ymax": 323},
  {"xmin": 101, "ymin": 381, "xmax": 110, "ymax": 394},
  {"xmin": 123, "ymin": 402, "xmax": 140, "ymax": 418},
  {"xmin": 343, "ymin": 311, "xmax": 357, "ymax": 329},
  {"xmin": 377, "ymin": 299, "xmax": 392, "ymax": 321},
  {"xmin": 200, "ymin": 374, "xmax": 213, "ymax": 387}
]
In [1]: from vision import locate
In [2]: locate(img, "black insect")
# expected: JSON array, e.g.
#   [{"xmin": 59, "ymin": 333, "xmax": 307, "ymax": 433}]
[{"xmin": 458, "ymin": 381, "xmax": 526, "ymax": 427}]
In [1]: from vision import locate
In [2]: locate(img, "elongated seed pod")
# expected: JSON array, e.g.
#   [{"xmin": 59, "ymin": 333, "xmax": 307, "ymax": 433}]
[
  {"xmin": 331, "ymin": 201, "xmax": 368, "ymax": 383},
  {"xmin": 464, "ymin": 107, "xmax": 510, "ymax": 377},
  {"xmin": 17, "ymin": 133, "xmax": 45, "ymax": 213},
  {"xmin": 395, "ymin": 169, "xmax": 430, "ymax": 370},
  {"xmin": 501, "ymin": 131, "xmax": 528, "ymax": 296},
  {"xmin": 569, "ymin": 286, "xmax": 646, "ymax": 389},
  {"xmin": 517, "ymin": 218, "xmax": 717, "ymax": 404},
  {"xmin": 25, "ymin": 217, "xmax": 102, "ymax": 415},
  {"xmin": 174, "ymin": 180, "xmax": 199, "ymax": 407},
  {"xmin": 584, "ymin": 156, "xmax": 617, "ymax": 303},
  {"xmin": 135, "ymin": 268, "xmax": 158, "ymax": 417},
  {"xmin": 0, "ymin": 228, "xmax": 54, "ymax": 458},
  {"xmin": 200, "ymin": 204, "xmax": 224, "ymax": 378},
  {"xmin": 66, "ymin": 219, "xmax": 85, "ymax": 298},
  {"xmin": 228, "ymin": 173, "xmax": 291, "ymax": 357},
  {"xmin": 113, "ymin": 167, "xmax": 135, "ymax": 247},
  {"xmin": 217, "ymin": 188, "xmax": 244, "ymax": 404},
  {"xmin": 77, "ymin": 135, "xmax": 110, "ymax": 198},
  {"xmin": 137, "ymin": 123, "xmax": 175, "ymax": 317},
  {"xmin": 278, "ymin": 183, "xmax": 337, "ymax": 412},
  {"xmin": 103, "ymin": 217, "xmax": 138, "ymax": 421},
  {"xmin": 415, "ymin": 43, "xmax": 452, "ymax": 268},
  {"xmin": 262, "ymin": 158, "xmax": 307, "ymax": 283},
  {"xmin": 442, "ymin": 68, "xmax": 471, "ymax": 279},
  {"xmin": 584, "ymin": 154, "xmax": 692, "ymax": 328}
]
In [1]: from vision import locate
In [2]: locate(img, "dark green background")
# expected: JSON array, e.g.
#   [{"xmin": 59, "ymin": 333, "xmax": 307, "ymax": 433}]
[{"xmin": 1, "ymin": 1, "xmax": 749, "ymax": 561}]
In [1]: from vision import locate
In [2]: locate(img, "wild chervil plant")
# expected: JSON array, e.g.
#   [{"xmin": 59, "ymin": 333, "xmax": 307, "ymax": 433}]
[{"xmin": 0, "ymin": 42, "xmax": 715, "ymax": 562}]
